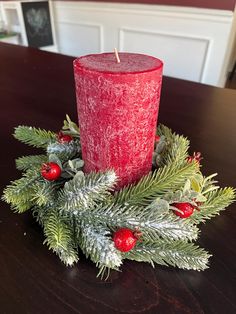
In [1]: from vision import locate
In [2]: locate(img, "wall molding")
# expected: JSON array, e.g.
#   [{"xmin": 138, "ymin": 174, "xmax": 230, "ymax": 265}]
[
  {"xmin": 52, "ymin": 1, "xmax": 234, "ymax": 86},
  {"xmin": 54, "ymin": 2, "xmax": 233, "ymax": 23},
  {"xmin": 119, "ymin": 27, "xmax": 211, "ymax": 82},
  {"xmin": 57, "ymin": 20, "xmax": 104, "ymax": 52}
]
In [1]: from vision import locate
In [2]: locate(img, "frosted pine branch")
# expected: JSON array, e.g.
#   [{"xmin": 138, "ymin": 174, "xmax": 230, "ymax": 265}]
[
  {"xmin": 59, "ymin": 170, "xmax": 117, "ymax": 211},
  {"xmin": 78, "ymin": 221, "xmax": 122, "ymax": 271},
  {"xmin": 126, "ymin": 240, "xmax": 211, "ymax": 271},
  {"xmin": 47, "ymin": 139, "xmax": 80, "ymax": 161},
  {"xmin": 73, "ymin": 203, "xmax": 199, "ymax": 242},
  {"xmin": 32, "ymin": 181, "xmax": 59, "ymax": 207}
]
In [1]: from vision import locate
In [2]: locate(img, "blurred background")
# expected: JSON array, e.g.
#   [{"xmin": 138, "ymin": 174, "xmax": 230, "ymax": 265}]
[{"xmin": 0, "ymin": 0, "xmax": 236, "ymax": 88}]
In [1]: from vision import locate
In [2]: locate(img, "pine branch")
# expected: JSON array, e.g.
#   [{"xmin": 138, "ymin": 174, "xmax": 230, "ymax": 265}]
[
  {"xmin": 59, "ymin": 170, "xmax": 117, "ymax": 212},
  {"xmin": 78, "ymin": 220, "xmax": 122, "ymax": 271},
  {"xmin": 32, "ymin": 181, "xmax": 59, "ymax": 207},
  {"xmin": 189, "ymin": 187, "xmax": 235, "ymax": 224},
  {"xmin": 156, "ymin": 124, "xmax": 190, "ymax": 167},
  {"xmin": 126, "ymin": 240, "xmax": 211, "ymax": 271},
  {"xmin": 16, "ymin": 154, "xmax": 47, "ymax": 171},
  {"xmin": 200, "ymin": 173, "xmax": 219, "ymax": 195},
  {"xmin": 2, "ymin": 169, "xmax": 41, "ymax": 212},
  {"xmin": 47, "ymin": 139, "xmax": 80, "ymax": 161},
  {"xmin": 70, "ymin": 203, "xmax": 199, "ymax": 242},
  {"xmin": 43, "ymin": 208, "xmax": 79, "ymax": 266},
  {"xmin": 32, "ymin": 205, "xmax": 49, "ymax": 226},
  {"xmin": 114, "ymin": 162, "xmax": 198, "ymax": 206},
  {"xmin": 14, "ymin": 126, "xmax": 56, "ymax": 148}
]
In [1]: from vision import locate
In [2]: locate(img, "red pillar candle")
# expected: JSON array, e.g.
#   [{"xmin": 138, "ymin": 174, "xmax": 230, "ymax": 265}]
[{"xmin": 73, "ymin": 52, "xmax": 163, "ymax": 188}]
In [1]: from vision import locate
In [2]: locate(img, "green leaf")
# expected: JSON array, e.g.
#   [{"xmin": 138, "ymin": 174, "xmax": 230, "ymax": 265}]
[
  {"xmin": 48, "ymin": 154, "xmax": 63, "ymax": 169},
  {"xmin": 190, "ymin": 177, "xmax": 201, "ymax": 193},
  {"xmin": 62, "ymin": 158, "xmax": 84, "ymax": 178},
  {"xmin": 62, "ymin": 114, "xmax": 80, "ymax": 137}
]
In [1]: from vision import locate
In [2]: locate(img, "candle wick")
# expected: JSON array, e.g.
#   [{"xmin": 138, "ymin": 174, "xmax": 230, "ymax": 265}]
[{"xmin": 114, "ymin": 48, "xmax": 120, "ymax": 63}]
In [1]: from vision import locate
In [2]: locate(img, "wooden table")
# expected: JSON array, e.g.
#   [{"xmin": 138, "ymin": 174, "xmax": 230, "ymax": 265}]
[{"xmin": 0, "ymin": 42, "xmax": 235, "ymax": 314}]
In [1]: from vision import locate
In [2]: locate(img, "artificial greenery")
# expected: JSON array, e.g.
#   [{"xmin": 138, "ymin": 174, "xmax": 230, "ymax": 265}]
[{"xmin": 2, "ymin": 116, "xmax": 235, "ymax": 278}]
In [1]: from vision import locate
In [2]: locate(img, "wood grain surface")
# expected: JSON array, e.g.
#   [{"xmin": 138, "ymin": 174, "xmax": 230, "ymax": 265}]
[{"xmin": 0, "ymin": 43, "xmax": 235, "ymax": 314}]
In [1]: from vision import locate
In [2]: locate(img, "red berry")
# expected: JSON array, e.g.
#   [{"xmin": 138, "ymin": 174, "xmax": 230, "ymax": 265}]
[
  {"xmin": 57, "ymin": 131, "xmax": 73, "ymax": 144},
  {"xmin": 187, "ymin": 152, "xmax": 202, "ymax": 164},
  {"xmin": 155, "ymin": 135, "xmax": 160, "ymax": 143},
  {"xmin": 41, "ymin": 162, "xmax": 61, "ymax": 181},
  {"xmin": 113, "ymin": 228, "xmax": 137, "ymax": 252},
  {"xmin": 172, "ymin": 202, "xmax": 194, "ymax": 218}
]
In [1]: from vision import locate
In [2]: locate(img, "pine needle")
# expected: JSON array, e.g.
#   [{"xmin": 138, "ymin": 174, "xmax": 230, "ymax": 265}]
[
  {"xmin": 189, "ymin": 187, "xmax": 235, "ymax": 224},
  {"xmin": 47, "ymin": 139, "xmax": 80, "ymax": 161},
  {"xmin": 75, "ymin": 203, "xmax": 199, "ymax": 242},
  {"xmin": 115, "ymin": 162, "xmax": 198, "ymax": 206},
  {"xmin": 126, "ymin": 240, "xmax": 211, "ymax": 271},
  {"xmin": 14, "ymin": 126, "xmax": 56, "ymax": 148},
  {"xmin": 16, "ymin": 154, "xmax": 47, "ymax": 171},
  {"xmin": 2, "ymin": 169, "xmax": 41, "ymax": 213},
  {"xmin": 157, "ymin": 124, "xmax": 190, "ymax": 167},
  {"xmin": 59, "ymin": 170, "xmax": 117, "ymax": 212},
  {"xmin": 43, "ymin": 208, "xmax": 79, "ymax": 266},
  {"xmin": 78, "ymin": 220, "xmax": 122, "ymax": 270}
]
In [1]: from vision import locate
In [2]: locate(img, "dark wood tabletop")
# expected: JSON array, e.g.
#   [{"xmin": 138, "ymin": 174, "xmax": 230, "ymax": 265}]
[{"xmin": 0, "ymin": 42, "xmax": 235, "ymax": 314}]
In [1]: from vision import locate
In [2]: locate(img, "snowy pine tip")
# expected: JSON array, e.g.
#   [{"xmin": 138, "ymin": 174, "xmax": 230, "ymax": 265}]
[
  {"xmin": 64, "ymin": 256, "xmax": 78, "ymax": 266},
  {"xmin": 104, "ymin": 170, "xmax": 118, "ymax": 186}
]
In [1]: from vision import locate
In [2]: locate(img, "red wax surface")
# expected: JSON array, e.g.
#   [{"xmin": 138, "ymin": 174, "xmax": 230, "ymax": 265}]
[{"xmin": 74, "ymin": 52, "xmax": 163, "ymax": 188}]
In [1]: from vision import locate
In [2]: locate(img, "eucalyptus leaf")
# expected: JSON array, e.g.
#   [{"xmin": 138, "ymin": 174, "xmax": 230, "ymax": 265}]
[
  {"xmin": 48, "ymin": 154, "xmax": 62, "ymax": 169},
  {"xmin": 148, "ymin": 198, "xmax": 169, "ymax": 214},
  {"xmin": 194, "ymin": 194, "xmax": 207, "ymax": 202},
  {"xmin": 155, "ymin": 136, "xmax": 166, "ymax": 153},
  {"xmin": 183, "ymin": 180, "xmax": 191, "ymax": 193},
  {"xmin": 191, "ymin": 177, "xmax": 201, "ymax": 192},
  {"xmin": 62, "ymin": 114, "xmax": 80, "ymax": 136}
]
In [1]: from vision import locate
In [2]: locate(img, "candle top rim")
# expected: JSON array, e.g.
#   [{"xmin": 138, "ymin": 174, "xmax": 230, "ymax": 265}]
[{"xmin": 74, "ymin": 52, "xmax": 163, "ymax": 74}]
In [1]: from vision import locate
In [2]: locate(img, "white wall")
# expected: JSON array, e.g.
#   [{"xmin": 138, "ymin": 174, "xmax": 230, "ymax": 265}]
[
  {"xmin": 0, "ymin": 4, "xmax": 3, "ymax": 25},
  {"xmin": 0, "ymin": 1, "xmax": 235, "ymax": 86},
  {"xmin": 226, "ymin": 8, "xmax": 236, "ymax": 74},
  {"xmin": 51, "ymin": 1, "xmax": 235, "ymax": 87}
]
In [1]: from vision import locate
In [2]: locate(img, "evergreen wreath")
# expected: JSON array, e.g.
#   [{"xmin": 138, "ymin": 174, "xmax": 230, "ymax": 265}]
[{"xmin": 2, "ymin": 115, "xmax": 235, "ymax": 279}]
